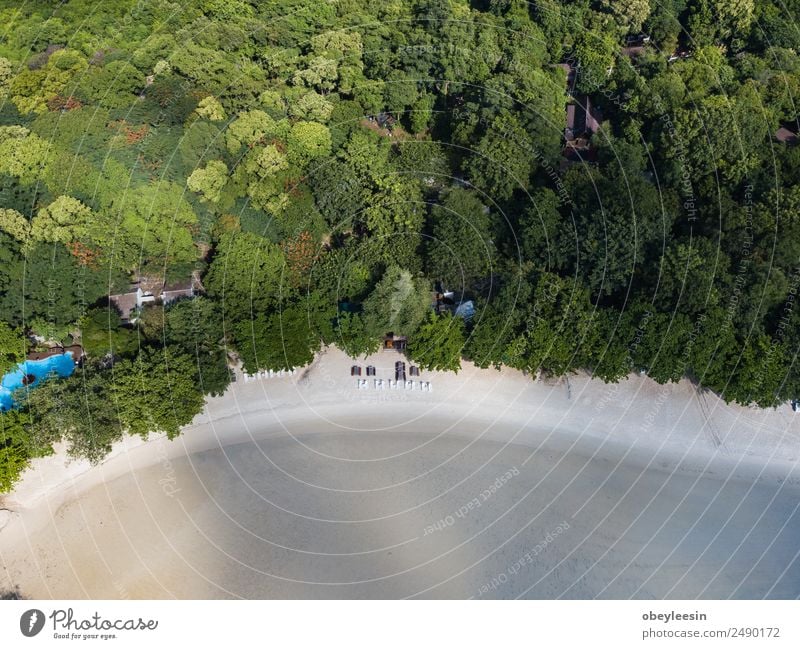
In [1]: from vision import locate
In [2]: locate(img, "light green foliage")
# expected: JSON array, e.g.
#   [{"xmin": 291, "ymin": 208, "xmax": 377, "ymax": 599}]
[
  {"xmin": 153, "ymin": 59, "xmax": 172, "ymax": 76},
  {"xmin": 187, "ymin": 160, "xmax": 229, "ymax": 203},
  {"xmin": 572, "ymin": 31, "xmax": 617, "ymax": 93},
  {"xmin": 0, "ymin": 208, "xmax": 30, "ymax": 242},
  {"xmin": 246, "ymin": 145, "xmax": 289, "ymax": 179},
  {"xmin": 601, "ymin": 0, "xmax": 652, "ymax": 31},
  {"xmin": 293, "ymin": 56, "xmax": 338, "ymax": 93},
  {"xmin": 238, "ymin": 144, "xmax": 291, "ymax": 213},
  {"xmin": 112, "ymin": 182, "xmax": 199, "ymax": 268},
  {"xmin": 341, "ymin": 129, "xmax": 390, "ymax": 177},
  {"xmin": 259, "ymin": 90, "xmax": 287, "ymax": 117},
  {"xmin": 225, "ymin": 110, "xmax": 283, "ymax": 154},
  {"xmin": 195, "ymin": 95, "xmax": 227, "ymax": 121},
  {"xmin": 0, "ymin": 57, "xmax": 13, "ymax": 96},
  {"xmin": 287, "ymin": 121, "xmax": 332, "ymax": 165},
  {"xmin": 30, "ymin": 196, "xmax": 95, "ymax": 245},
  {"xmin": 711, "ymin": 0, "xmax": 754, "ymax": 36},
  {"xmin": 289, "ymin": 91, "xmax": 334, "ymax": 122},
  {"xmin": 0, "ymin": 128, "xmax": 51, "ymax": 185},
  {"xmin": 8, "ymin": 48, "xmax": 87, "ymax": 114},
  {"xmin": 201, "ymin": 0, "xmax": 254, "ymax": 21},
  {"xmin": 310, "ymin": 29, "xmax": 363, "ymax": 63}
]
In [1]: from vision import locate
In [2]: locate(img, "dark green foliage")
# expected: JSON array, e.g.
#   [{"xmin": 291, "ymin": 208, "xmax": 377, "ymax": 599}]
[
  {"xmin": 362, "ymin": 267, "xmax": 431, "ymax": 339},
  {"xmin": 24, "ymin": 365, "xmax": 124, "ymax": 464},
  {"xmin": 235, "ymin": 303, "xmax": 321, "ymax": 373},
  {"xmin": 0, "ymin": 322, "xmax": 25, "ymax": 374},
  {"xmin": 0, "ymin": 410, "xmax": 40, "ymax": 492},
  {"xmin": 3, "ymin": 0, "xmax": 800, "ymax": 491},
  {"xmin": 0, "ymin": 238, "xmax": 122, "ymax": 328},
  {"xmin": 109, "ymin": 348, "xmax": 206, "ymax": 439},
  {"xmin": 164, "ymin": 297, "xmax": 232, "ymax": 397},
  {"xmin": 408, "ymin": 312, "xmax": 465, "ymax": 372},
  {"xmin": 80, "ymin": 307, "xmax": 138, "ymax": 359},
  {"xmin": 426, "ymin": 188, "xmax": 495, "ymax": 290}
]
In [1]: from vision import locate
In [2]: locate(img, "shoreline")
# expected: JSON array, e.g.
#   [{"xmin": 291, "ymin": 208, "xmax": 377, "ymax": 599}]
[
  {"xmin": 2, "ymin": 347, "xmax": 800, "ymax": 598},
  {"xmin": 4, "ymin": 346, "xmax": 800, "ymax": 516}
]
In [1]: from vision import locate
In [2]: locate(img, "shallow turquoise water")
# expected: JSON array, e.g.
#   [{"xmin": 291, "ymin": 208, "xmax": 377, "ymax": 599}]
[{"xmin": 0, "ymin": 351, "xmax": 76, "ymax": 411}]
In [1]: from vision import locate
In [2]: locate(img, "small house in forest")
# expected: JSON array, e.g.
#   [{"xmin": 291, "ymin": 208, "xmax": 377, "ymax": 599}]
[
  {"xmin": 562, "ymin": 94, "xmax": 602, "ymax": 163},
  {"xmin": 775, "ymin": 123, "xmax": 799, "ymax": 145},
  {"xmin": 622, "ymin": 33, "xmax": 650, "ymax": 58},
  {"xmin": 565, "ymin": 95, "xmax": 600, "ymax": 143},
  {"xmin": 109, "ymin": 276, "xmax": 197, "ymax": 323}
]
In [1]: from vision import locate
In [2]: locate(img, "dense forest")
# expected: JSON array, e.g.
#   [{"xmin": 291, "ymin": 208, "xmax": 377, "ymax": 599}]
[{"xmin": 1, "ymin": 0, "xmax": 800, "ymax": 490}]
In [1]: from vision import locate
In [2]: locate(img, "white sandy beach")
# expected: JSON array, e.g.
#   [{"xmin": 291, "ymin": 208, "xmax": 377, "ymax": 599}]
[{"xmin": 1, "ymin": 347, "xmax": 799, "ymax": 599}]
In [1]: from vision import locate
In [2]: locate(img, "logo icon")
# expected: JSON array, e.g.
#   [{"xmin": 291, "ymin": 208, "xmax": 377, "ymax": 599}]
[{"xmin": 20, "ymin": 609, "xmax": 45, "ymax": 637}]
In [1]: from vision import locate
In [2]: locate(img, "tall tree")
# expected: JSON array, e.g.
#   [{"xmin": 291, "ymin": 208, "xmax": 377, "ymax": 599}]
[
  {"xmin": 408, "ymin": 312, "xmax": 465, "ymax": 372},
  {"xmin": 362, "ymin": 267, "xmax": 431, "ymax": 338},
  {"xmin": 426, "ymin": 188, "xmax": 495, "ymax": 290},
  {"xmin": 110, "ymin": 348, "xmax": 205, "ymax": 439}
]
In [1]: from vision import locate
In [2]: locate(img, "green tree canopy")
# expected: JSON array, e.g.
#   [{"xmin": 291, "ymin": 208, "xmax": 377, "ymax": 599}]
[
  {"xmin": 408, "ymin": 312, "xmax": 465, "ymax": 372},
  {"xmin": 362, "ymin": 267, "xmax": 431, "ymax": 338}
]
